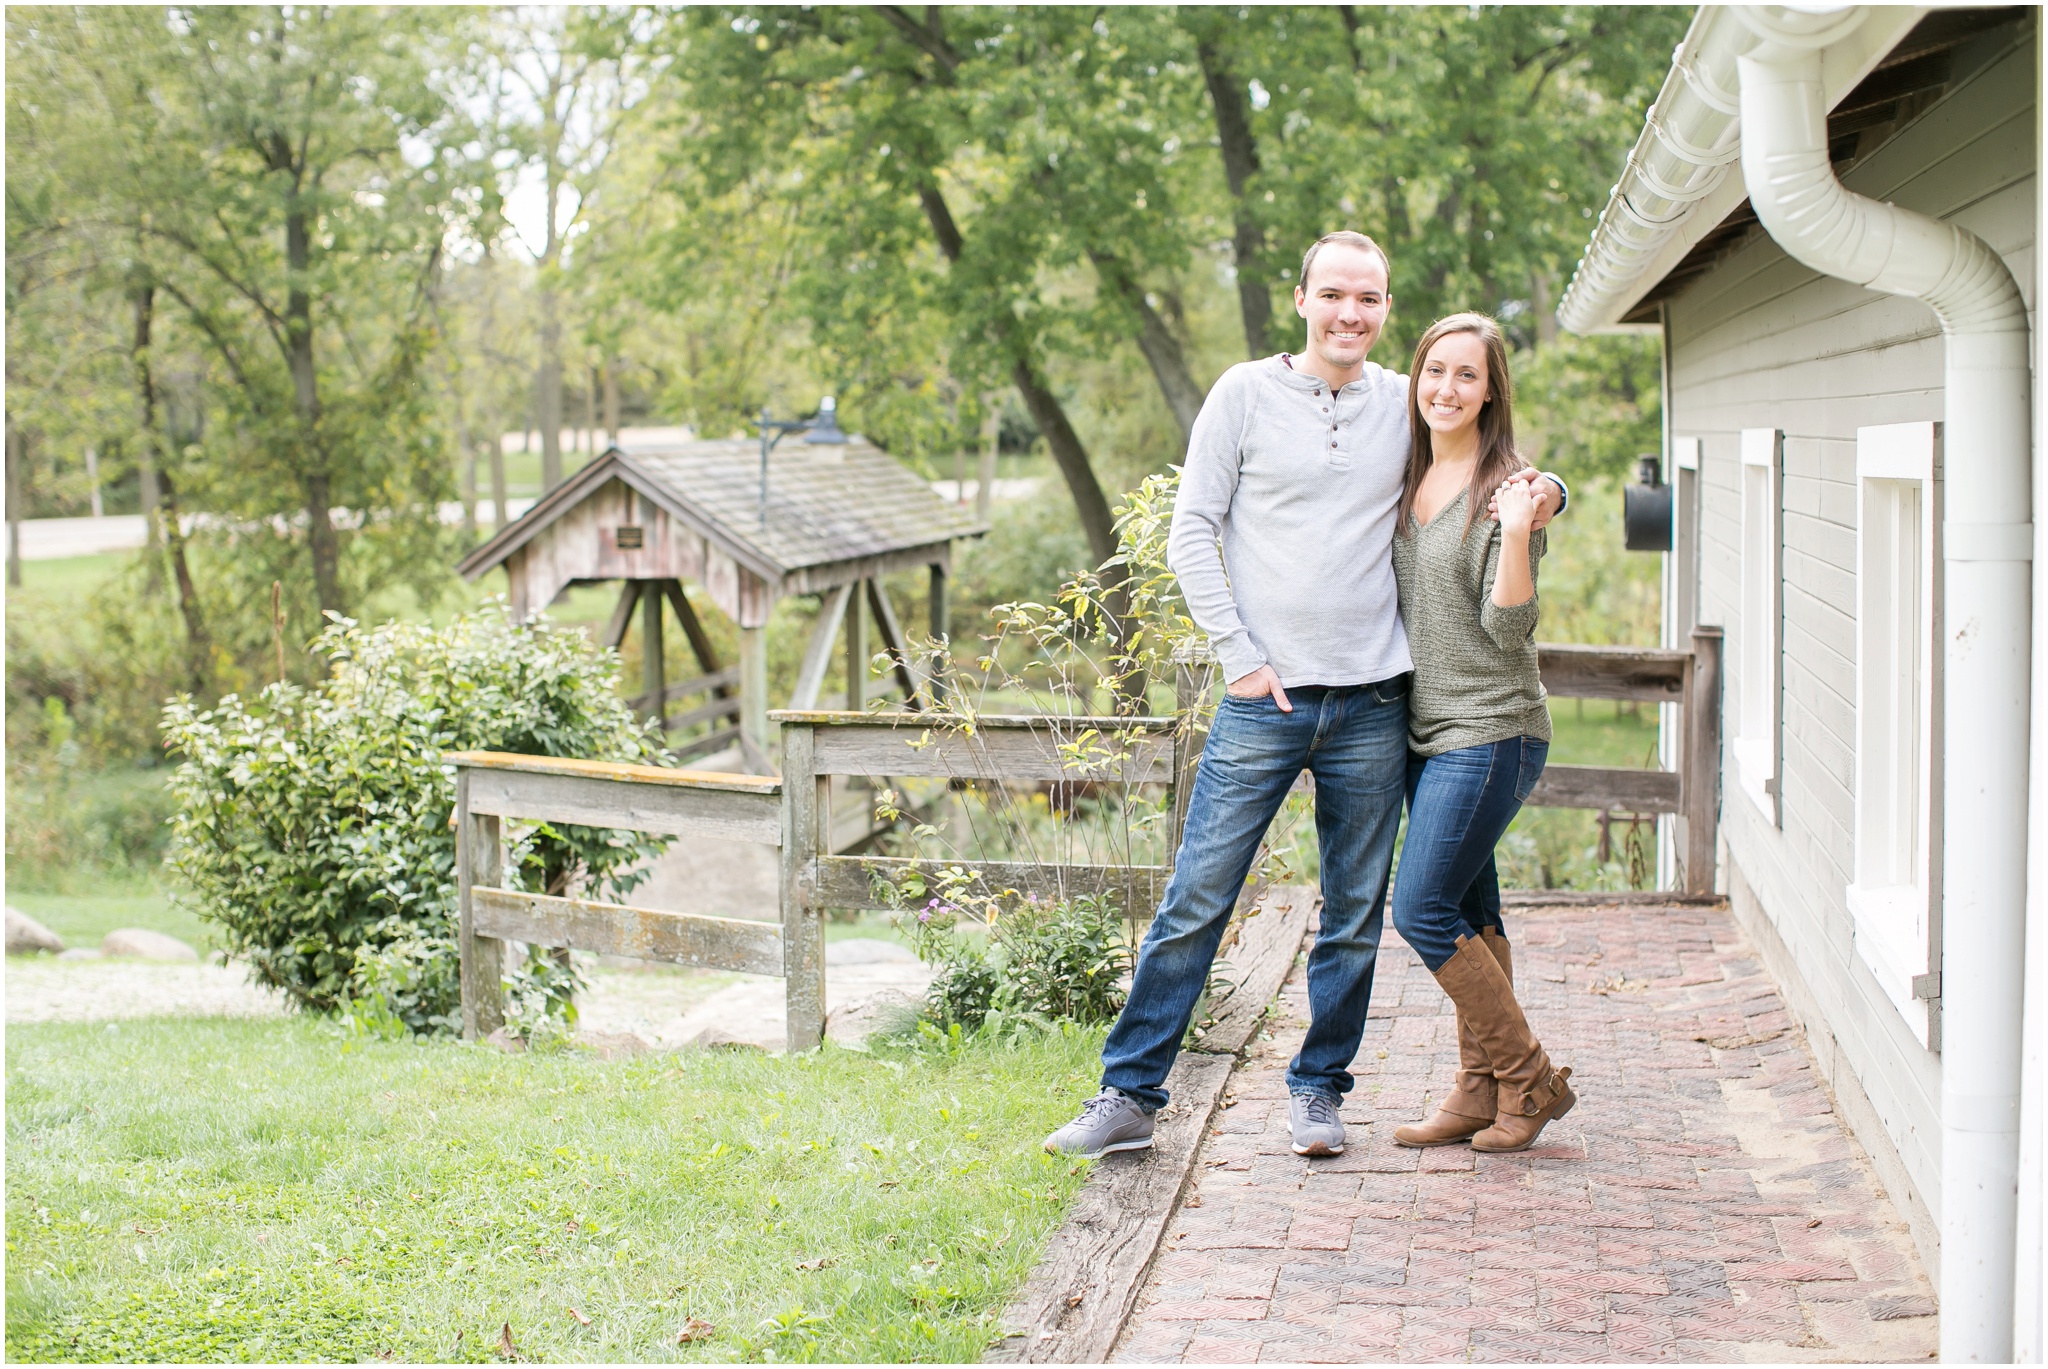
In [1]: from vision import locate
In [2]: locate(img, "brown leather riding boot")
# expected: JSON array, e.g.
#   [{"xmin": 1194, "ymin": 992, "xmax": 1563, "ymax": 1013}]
[
  {"xmin": 1428, "ymin": 934, "xmax": 1576, "ymax": 1153},
  {"xmin": 1394, "ymin": 928, "xmax": 1513, "ymax": 1147}
]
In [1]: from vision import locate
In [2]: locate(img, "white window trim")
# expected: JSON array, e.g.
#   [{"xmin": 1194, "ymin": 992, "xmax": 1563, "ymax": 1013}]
[
  {"xmin": 1848, "ymin": 420, "xmax": 1941, "ymax": 1048},
  {"xmin": 1736, "ymin": 428, "xmax": 1782, "ymax": 825}
]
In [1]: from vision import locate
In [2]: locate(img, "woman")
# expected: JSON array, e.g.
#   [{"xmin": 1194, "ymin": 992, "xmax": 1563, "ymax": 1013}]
[{"xmin": 1387, "ymin": 312, "xmax": 1575, "ymax": 1153}]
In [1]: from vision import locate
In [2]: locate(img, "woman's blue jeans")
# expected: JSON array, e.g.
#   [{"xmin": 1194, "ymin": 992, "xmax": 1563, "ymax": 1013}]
[
  {"xmin": 1393, "ymin": 736, "xmax": 1549, "ymax": 973},
  {"xmin": 1100, "ymin": 682, "xmax": 1409, "ymax": 1110}
]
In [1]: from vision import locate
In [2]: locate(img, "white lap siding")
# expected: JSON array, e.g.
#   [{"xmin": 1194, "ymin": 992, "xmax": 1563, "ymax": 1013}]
[{"xmin": 1667, "ymin": 34, "xmax": 2036, "ymax": 1272}]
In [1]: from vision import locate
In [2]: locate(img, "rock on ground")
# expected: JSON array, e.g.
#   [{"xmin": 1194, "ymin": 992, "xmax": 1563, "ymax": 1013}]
[
  {"xmin": 7, "ymin": 907, "xmax": 65, "ymax": 955},
  {"xmin": 100, "ymin": 928, "xmax": 199, "ymax": 961}
]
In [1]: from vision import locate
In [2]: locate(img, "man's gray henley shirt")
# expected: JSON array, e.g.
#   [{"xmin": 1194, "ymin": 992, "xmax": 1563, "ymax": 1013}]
[{"xmin": 1167, "ymin": 354, "xmax": 1413, "ymax": 689}]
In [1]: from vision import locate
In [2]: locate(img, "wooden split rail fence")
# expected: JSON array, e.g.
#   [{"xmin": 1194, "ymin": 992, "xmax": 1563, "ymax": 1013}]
[{"xmin": 452, "ymin": 627, "xmax": 1723, "ymax": 1051}]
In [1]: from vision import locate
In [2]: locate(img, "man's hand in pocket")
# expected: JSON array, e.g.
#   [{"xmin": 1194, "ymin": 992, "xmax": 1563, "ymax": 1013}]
[{"xmin": 1226, "ymin": 665, "xmax": 1293, "ymax": 712}]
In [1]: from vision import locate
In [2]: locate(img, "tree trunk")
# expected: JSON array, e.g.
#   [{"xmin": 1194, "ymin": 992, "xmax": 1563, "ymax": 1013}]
[
  {"xmin": 129, "ymin": 285, "xmax": 162, "ymax": 551},
  {"xmin": 603, "ymin": 358, "xmax": 621, "ymax": 448},
  {"xmin": 456, "ymin": 407, "xmax": 478, "ymax": 540},
  {"xmin": 537, "ymin": 292, "xmax": 563, "ymax": 489},
  {"xmin": 1530, "ymin": 269, "xmax": 1558, "ymax": 348},
  {"xmin": 916, "ymin": 184, "xmax": 1120, "ymax": 574},
  {"xmin": 538, "ymin": 92, "xmax": 567, "ymax": 490},
  {"xmin": 1092, "ymin": 252, "xmax": 1205, "ymax": 445},
  {"xmin": 130, "ymin": 283, "xmax": 209, "ymax": 684},
  {"xmin": 5, "ymin": 417, "xmax": 21, "ymax": 590},
  {"xmin": 1195, "ymin": 35, "xmax": 1273, "ymax": 358},
  {"xmin": 157, "ymin": 472, "xmax": 212, "ymax": 692},
  {"xmin": 283, "ymin": 202, "xmax": 341, "ymax": 615},
  {"xmin": 489, "ymin": 428, "xmax": 509, "ymax": 531}
]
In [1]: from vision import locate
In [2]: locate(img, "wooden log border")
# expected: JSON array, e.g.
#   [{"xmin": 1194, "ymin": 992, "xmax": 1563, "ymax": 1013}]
[{"xmin": 988, "ymin": 887, "xmax": 1319, "ymax": 1364}]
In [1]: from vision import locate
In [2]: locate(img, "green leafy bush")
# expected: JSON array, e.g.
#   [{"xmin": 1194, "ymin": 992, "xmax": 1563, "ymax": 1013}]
[
  {"xmin": 899, "ymin": 886, "xmax": 1132, "ymax": 1034},
  {"xmin": 163, "ymin": 604, "xmax": 667, "ymax": 1033}
]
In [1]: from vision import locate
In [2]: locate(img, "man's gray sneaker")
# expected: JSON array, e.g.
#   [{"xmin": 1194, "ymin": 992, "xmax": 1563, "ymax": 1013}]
[
  {"xmin": 1289, "ymin": 1091, "xmax": 1346, "ymax": 1156},
  {"xmin": 1044, "ymin": 1087, "xmax": 1156, "ymax": 1157}
]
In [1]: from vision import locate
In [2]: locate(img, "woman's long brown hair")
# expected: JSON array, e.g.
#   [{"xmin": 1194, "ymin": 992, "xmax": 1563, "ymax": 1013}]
[{"xmin": 1397, "ymin": 312, "xmax": 1528, "ymax": 537}]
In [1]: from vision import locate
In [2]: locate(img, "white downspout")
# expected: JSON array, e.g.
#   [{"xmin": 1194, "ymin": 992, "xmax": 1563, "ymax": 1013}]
[{"xmin": 1735, "ymin": 7, "xmax": 2035, "ymax": 1362}]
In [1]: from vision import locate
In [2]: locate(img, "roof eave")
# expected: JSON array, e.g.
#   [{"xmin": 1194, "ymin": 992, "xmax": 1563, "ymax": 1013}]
[{"xmin": 1558, "ymin": 5, "xmax": 1926, "ymax": 334}]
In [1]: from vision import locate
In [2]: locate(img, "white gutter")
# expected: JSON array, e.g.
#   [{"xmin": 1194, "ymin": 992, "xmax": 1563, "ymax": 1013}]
[
  {"xmin": 1734, "ymin": 7, "xmax": 2035, "ymax": 1362},
  {"xmin": 1557, "ymin": 6, "xmax": 1921, "ymax": 334}
]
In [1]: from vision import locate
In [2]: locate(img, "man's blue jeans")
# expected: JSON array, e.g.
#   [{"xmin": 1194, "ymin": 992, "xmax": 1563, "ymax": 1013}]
[
  {"xmin": 1392, "ymin": 737, "xmax": 1549, "ymax": 972},
  {"xmin": 1100, "ymin": 681, "xmax": 1409, "ymax": 1110}
]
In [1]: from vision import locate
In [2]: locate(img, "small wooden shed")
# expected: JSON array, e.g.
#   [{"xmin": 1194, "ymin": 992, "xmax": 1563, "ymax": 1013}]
[{"xmin": 457, "ymin": 435, "xmax": 984, "ymax": 771}]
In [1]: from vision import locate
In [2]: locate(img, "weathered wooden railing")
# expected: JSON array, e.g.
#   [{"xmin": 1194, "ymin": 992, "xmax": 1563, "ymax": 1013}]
[
  {"xmin": 1526, "ymin": 626, "xmax": 1724, "ymax": 894},
  {"xmin": 452, "ymin": 753, "xmax": 784, "ymax": 1042},
  {"xmin": 772, "ymin": 709, "xmax": 1187, "ymax": 1049},
  {"xmin": 453, "ymin": 630, "xmax": 1723, "ymax": 1051}
]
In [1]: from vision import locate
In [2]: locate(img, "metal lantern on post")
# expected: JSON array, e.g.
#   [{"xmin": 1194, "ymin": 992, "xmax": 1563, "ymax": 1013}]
[{"xmin": 758, "ymin": 396, "xmax": 849, "ymax": 528}]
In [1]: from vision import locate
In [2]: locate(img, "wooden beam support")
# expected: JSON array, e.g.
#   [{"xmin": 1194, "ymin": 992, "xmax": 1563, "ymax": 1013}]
[
  {"xmin": 600, "ymin": 580, "xmax": 642, "ymax": 649},
  {"xmin": 625, "ymin": 666, "xmax": 743, "ymax": 714},
  {"xmin": 1684, "ymin": 625, "xmax": 1724, "ymax": 894},
  {"xmin": 670, "ymin": 725, "xmax": 745, "ymax": 764},
  {"xmin": 457, "ymin": 764, "xmax": 782, "ymax": 844},
  {"xmin": 846, "ymin": 577, "xmax": 867, "ymax": 714},
  {"xmin": 662, "ymin": 580, "xmax": 729, "ymax": 690},
  {"xmin": 641, "ymin": 578, "xmax": 666, "ymax": 728},
  {"xmin": 1524, "ymin": 763, "xmax": 1681, "ymax": 815},
  {"xmin": 740, "ymin": 626, "xmax": 769, "ymax": 759},
  {"xmin": 865, "ymin": 577, "xmax": 924, "ymax": 704},
  {"xmin": 471, "ymin": 885, "xmax": 783, "ymax": 976},
  {"xmin": 780, "ymin": 723, "xmax": 827, "ymax": 1052},
  {"xmin": 456, "ymin": 771, "xmax": 505, "ymax": 1041},
  {"xmin": 789, "ymin": 583, "xmax": 854, "ymax": 712},
  {"xmin": 774, "ymin": 712, "xmax": 1177, "ymax": 784},
  {"xmin": 1537, "ymin": 643, "xmax": 1689, "ymax": 702}
]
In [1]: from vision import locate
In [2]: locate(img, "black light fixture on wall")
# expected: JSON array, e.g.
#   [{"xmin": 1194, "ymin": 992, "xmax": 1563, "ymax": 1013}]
[{"xmin": 1624, "ymin": 452, "xmax": 1673, "ymax": 552}]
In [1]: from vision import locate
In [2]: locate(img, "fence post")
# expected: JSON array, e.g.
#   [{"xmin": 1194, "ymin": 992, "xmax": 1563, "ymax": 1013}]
[
  {"xmin": 457, "ymin": 769, "xmax": 506, "ymax": 1040},
  {"xmin": 780, "ymin": 722, "xmax": 827, "ymax": 1051},
  {"xmin": 1684, "ymin": 626, "xmax": 1725, "ymax": 895}
]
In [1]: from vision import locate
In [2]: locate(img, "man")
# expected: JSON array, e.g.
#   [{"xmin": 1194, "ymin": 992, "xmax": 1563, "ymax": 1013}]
[{"xmin": 1047, "ymin": 231, "xmax": 1565, "ymax": 1159}]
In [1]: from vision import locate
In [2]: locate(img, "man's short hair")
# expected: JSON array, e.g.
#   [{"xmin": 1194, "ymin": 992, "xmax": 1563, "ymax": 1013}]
[{"xmin": 1298, "ymin": 231, "xmax": 1392, "ymax": 293}]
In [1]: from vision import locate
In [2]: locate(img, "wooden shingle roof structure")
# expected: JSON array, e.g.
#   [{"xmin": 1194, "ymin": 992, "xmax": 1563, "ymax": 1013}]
[
  {"xmin": 457, "ymin": 436, "xmax": 985, "ymax": 621},
  {"xmin": 456, "ymin": 435, "xmax": 985, "ymax": 771}
]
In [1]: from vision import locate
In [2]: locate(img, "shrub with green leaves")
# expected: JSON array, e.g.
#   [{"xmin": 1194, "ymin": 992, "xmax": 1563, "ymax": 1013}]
[
  {"xmin": 900, "ymin": 888, "xmax": 1132, "ymax": 1035},
  {"xmin": 162, "ymin": 604, "xmax": 668, "ymax": 1033}
]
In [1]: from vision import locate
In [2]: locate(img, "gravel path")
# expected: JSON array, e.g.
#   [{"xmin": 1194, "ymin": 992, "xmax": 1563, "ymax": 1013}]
[
  {"xmin": 7, "ymin": 938, "xmax": 932, "ymax": 1048},
  {"xmin": 5, "ymin": 957, "xmax": 288, "ymax": 1024}
]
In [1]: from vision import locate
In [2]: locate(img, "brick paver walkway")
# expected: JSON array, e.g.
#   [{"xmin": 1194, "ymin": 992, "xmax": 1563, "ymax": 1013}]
[{"xmin": 1114, "ymin": 903, "xmax": 1938, "ymax": 1363}]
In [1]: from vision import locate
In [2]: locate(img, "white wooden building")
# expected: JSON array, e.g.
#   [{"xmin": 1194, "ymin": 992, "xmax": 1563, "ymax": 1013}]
[{"xmin": 1559, "ymin": 7, "xmax": 2041, "ymax": 1360}]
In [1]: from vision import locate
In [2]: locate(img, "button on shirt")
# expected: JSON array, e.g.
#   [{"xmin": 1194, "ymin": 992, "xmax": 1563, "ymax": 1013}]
[{"xmin": 1166, "ymin": 354, "xmax": 1414, "ymax": 688}]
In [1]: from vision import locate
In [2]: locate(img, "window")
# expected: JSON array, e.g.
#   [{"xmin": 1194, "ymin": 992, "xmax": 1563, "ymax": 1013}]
[
  {"xmin": 1735, "ymin": 428, "xmax": 1782, "ymax": 824},
  {"xmin": 1849, "ymin": 420, "xmax": 1941, "ymax": 1047},
  {"xmin": 1661, "ymin": 438, "xmax": 1704, "ymax": 889}
]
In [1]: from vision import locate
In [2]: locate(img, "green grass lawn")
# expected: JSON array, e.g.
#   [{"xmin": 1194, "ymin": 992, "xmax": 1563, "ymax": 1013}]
[
  {"xmin": 7, "ymin": 550, "xmax": 133, "ymax": 609},
  {"xmin": 7, "ymin": 879, "xmax": 215, "ymax": 955},
  {"xmin": 6, "ymin": 1017, "xmax": 1101, "ymax": 1364}
]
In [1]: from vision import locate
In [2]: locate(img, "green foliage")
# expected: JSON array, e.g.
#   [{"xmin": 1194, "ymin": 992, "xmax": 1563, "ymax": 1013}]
[
  {"xmin": 1517, "ymin": 332, "xmax": 1665, "ymax": 488},
  {"xmin": 161, "ymin": 604, "xmax": 666, "ymax": 1033},
  {"xmin": 6, "ymin": 1016, "xmax": 1100, "ymax": 1364},
  {"xmin": 895, "ymin": 886, "xmax": 1134, "ymax": 1035},
  {"xmin": 4, "ymin": 697, "xmax": 173, "ymax": 889}
]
